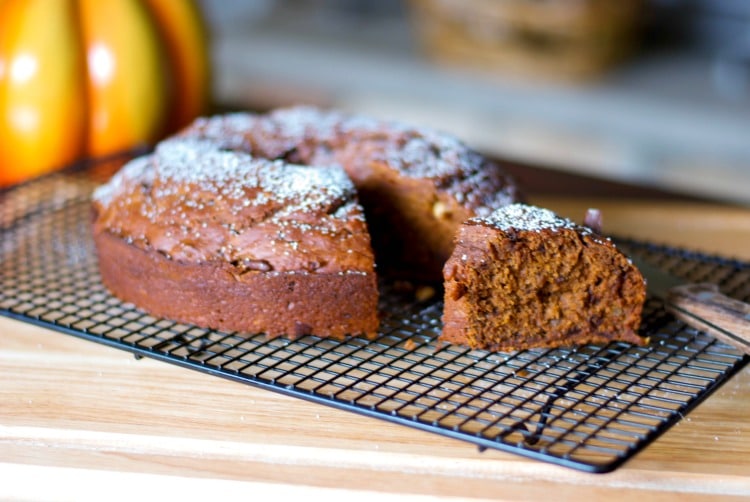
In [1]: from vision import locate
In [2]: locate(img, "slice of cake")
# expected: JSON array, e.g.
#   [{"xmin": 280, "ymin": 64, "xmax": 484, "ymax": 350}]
[
  {"xmin": 441, "ymin": 204, "xmax": 646, "ymax": 352},
  {"xmin": 92, "ymin": 138, "xmax": 379, "ymax": 339}
]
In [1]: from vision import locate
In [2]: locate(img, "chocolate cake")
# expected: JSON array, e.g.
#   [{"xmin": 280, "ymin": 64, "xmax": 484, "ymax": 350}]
[
  {"xmin": 179, "ymin": 106, "xmax": 522, "ymax": 281},
  {"xmin": 92, "ymin": 138, "xmax": 379, "ymax": 339},
  {"xmin": 441, "ymin": 204, "xmax": 646, "ymax": 352}
]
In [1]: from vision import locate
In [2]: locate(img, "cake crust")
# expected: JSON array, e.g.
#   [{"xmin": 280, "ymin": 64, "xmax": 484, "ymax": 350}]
[{"xmin": 94, "ymin": 230, "xmax": 378, "ymax": 338}]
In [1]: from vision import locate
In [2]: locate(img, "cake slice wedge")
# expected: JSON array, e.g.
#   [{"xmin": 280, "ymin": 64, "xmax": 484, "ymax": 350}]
[{"xmin": 441, "ymin": 204, "xmax": 646, "ymax": 352}]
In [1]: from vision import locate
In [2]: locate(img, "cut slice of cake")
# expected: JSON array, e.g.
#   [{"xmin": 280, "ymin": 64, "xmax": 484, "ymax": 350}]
[{"xmin": 441, "ymin": 204, "xmax": 646, "ymax": 352}]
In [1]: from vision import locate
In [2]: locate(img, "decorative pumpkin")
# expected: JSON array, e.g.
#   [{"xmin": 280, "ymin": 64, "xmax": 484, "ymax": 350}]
[{"xmin": 0, "ymin": 0, "xmax": 210, "ymax": 187}]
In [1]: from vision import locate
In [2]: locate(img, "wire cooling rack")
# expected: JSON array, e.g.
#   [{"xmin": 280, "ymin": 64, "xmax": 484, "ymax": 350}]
[{"xmin": 1, "ymin": 161, "xmax": 748, "ymax": 473}]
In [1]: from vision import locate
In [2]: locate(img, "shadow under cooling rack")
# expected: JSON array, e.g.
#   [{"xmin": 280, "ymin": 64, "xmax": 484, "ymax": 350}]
[{"xmin": 1, "ymin": 165, "xmax": 748, "ymax": 473}]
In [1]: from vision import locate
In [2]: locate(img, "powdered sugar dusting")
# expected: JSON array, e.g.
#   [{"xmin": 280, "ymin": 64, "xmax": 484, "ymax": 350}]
[
  {"xmin": 266, "ymin": 106, "xmax": 342, "ymax": 143},
  {"xmin": 218, "ymin": 105, "xmax": 485, "ymax": 181},
  {"xmin": 146, "ymin": 137, "xmax": 355, "ymax": 218},
  {"xmin": 154, "ymin": 137, "xmax": 254, "ymax": 185},
  {"xmin": 178, "ymin": 106, "xmax": 520, "ymax": 214},
  {"xmin": 93, "ymin": 156, "xmax": 153, "ymax": 207},
  {"xmin": 472, "ymin": 203, "xmax": 579, "ymax": 232},
  {"xmin": 386, "ymin": 131, "xmax": 481, "ymax": 180},
  {"xmin": 186, "ymin": 113, "xmax": 258, "ymax": 150}
]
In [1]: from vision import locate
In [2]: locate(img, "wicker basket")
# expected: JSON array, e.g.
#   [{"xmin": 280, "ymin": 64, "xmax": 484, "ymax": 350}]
[{"xmin": 409, "ymin": 0, "xmax": 644, "ymax": 79}]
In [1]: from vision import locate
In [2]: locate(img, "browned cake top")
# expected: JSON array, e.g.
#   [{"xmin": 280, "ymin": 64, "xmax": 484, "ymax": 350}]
[
  {"xmin": 181, "ymin": 106, "xmax": 521, "ymax": 213},
  {"xmin": 93, "ymin": 138, "xmax": 374, "ymax": 275}
]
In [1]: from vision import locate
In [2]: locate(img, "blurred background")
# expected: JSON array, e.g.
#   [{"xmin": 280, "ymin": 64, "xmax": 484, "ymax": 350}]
[{"xmin": 196, "ymin": 0, "xmax": 749, "ymax": 204}]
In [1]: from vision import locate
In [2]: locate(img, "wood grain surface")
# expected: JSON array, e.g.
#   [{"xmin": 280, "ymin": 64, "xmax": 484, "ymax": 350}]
[{"xmin": 2, "ymin": 195, "xmax": 750, "ymax": 501}]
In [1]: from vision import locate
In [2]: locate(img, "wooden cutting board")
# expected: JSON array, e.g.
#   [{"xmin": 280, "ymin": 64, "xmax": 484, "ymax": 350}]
[{"xmin": 2, "ymin": 196, "xmax": 749, "ymax": 500}]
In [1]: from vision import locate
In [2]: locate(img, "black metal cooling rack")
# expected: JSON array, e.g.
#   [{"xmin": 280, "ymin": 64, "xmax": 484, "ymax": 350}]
[{"xmin": 1, "ymin": 161, "xmax": 748, "ymax": 474}]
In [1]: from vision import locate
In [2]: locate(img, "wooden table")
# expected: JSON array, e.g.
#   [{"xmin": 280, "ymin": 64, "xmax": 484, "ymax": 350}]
[{"xmin": 2, "ymin": 188, "xmax": 750, "ymax": 500}]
